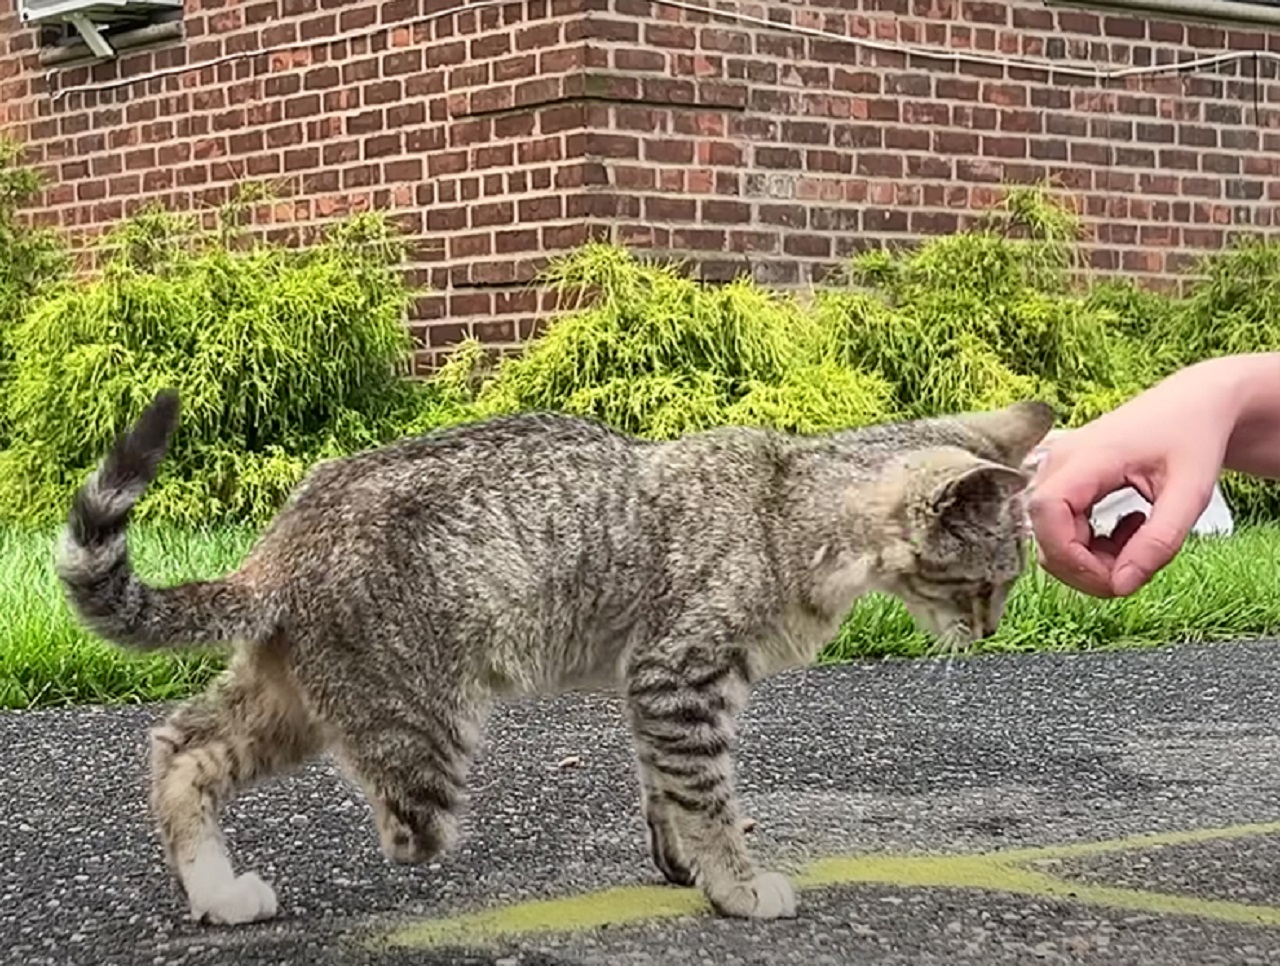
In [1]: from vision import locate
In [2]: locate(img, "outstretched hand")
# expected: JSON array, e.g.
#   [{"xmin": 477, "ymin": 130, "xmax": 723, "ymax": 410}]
[{"xmin": 1027, "ymin": 374, "xmax": 1233, "ymax": 598}]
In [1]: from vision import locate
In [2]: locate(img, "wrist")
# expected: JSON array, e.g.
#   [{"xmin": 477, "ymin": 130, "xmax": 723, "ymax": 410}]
[{"xmin": 1185, "ymin": 353, "xmax": 1280, "ymax": 475}]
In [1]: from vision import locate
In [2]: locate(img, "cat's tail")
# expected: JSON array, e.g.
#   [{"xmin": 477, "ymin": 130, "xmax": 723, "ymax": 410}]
[{"xmin": 55, "ymin": 389, "xmax": 272, "ymax": 651}]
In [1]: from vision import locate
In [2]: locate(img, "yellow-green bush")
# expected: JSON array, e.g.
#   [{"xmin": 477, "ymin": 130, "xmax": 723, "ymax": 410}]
[
  {"xmin": 1147, "ymin": 240, "xmax": 1280, "ymax": 519},
  {"xmin": 432, "ymin": 187, "xmax": 1280, "ymax": 521},
  {"xmin": 0, "ymin": 200, "xmax": 432, "ymax": 526},
  {"xmin": 459, "ymin": 245, "xmax": 894, "ymax": 438},
  {"xmin": 0, "ymin": 139, "xmax": 69, "ymax": 444},
  {"xmin": 6, "ymin": 173, "xmax": 1280, "ymax": 529},
  {"xmin": 448, "ymin": 189, "xmax": 1141, "ymax": 442}
]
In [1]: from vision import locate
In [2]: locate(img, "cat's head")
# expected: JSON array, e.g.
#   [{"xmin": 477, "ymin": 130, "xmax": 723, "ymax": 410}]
[{"xmin": 871, "ymin": 401, "xmax": 1054, "ymax": 649}]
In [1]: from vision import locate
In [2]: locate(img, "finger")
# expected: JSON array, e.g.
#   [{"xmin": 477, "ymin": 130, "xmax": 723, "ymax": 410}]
[
  {"xmin": 1028, "ymin": 457, "xmax": 1132, "ymax": 598},
  {"xmin": 1111, "ymin": 478, "xmax": 1211, "ymax": 596},
  {"xmin": 1029, "ymin": 489, "xmax": 1116, "ymax": 597}
]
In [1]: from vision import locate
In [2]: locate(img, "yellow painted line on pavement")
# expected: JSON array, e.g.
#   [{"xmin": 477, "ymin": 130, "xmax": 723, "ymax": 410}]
[
  {"xmin": 379, "ymin": 820, "xmax": 1280, "ymax": 949},
  {"xmin": 380, "ymin": 884, "xmax": 712, "ymax": 950}
]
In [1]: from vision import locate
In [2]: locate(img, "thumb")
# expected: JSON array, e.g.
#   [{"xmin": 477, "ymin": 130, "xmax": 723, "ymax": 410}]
[{"xmin": 1111, "ymin": 474, "xmax": 1213, "ymax": 596}]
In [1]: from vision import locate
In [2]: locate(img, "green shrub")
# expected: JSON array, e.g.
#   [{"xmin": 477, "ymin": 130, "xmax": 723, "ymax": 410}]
[
  {"xmin": 1156, "ymin": 238, "xmax": 1280, "ymax": 364},
  {"xmin": 10, "ymin": 177, "xmax": 1280, "ymax": 530},
  {"xmin": 821, "ymin": 189, "xmax": 1143, "ymax": 424},
  {"xmin": 435, "ymin": 187, "xmax": 1280, "ymax": 524},
  {"xmin": 0, "ymin": 138, "xmax": 70, "ymax": 441},
  {"xmin": 0, "ymin": 199, "xmax": 428, "ymax": 526},
  {"xmin": 432, "ymin": 192, "xmax": 1145, "ymax": 446},
  {"xmin": 460, "ymin": 244, "xmax": 894, "ymax": 438}
]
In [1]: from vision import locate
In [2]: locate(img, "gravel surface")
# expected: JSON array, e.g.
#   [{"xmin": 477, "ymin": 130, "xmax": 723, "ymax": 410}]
[{"xmin": 5, "ymin": 640, "xmax": 1280, "ymax": 965}]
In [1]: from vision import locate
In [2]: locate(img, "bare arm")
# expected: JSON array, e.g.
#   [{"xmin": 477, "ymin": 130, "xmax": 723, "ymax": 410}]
[
  {"xmin": 1029, "ymin": 351, "xmax": 1280, "ymax": 598},
  {"xmin": 1217, "ymin": 352, "xmax": 1280, "ymax": 478}
]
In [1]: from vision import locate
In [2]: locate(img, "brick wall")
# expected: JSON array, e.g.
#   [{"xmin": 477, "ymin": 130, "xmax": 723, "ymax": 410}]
[{"xmin": 3, "ymin": 0, "xmax": 1280, "ymax": 369}]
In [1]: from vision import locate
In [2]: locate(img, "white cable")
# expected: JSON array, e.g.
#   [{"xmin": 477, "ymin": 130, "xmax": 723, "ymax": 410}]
[
  {"xmin": 50, "ymin": 0, "xmax": 1277, "ymax": 103},
  {"xmin": 50, "ymin": 0, "xmax": 516, "ymax": 101}
]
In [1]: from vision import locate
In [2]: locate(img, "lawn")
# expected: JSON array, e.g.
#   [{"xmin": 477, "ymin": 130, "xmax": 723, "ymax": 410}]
[{"xmin": 4, "ymin": 524, "xmax": 1280, "ymax": 710}]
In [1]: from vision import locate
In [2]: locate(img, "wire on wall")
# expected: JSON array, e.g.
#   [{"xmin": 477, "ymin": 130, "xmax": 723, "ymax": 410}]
[{"xmin": 48, "ymin": 0, "xmax": 1280, "ymax": 104}]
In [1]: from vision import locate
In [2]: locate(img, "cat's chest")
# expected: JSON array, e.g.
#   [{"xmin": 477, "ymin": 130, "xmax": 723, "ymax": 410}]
[
  {"xmin": 752, "ymin": 606, "xmax": 843, "ymax": 677},
  {"xmin": 750, "ymin": 552, "xmax": 875, "ymax": 678}
]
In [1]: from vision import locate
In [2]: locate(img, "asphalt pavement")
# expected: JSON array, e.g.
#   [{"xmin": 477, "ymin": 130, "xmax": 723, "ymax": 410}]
[{"xmin": 5, "ymin": 640, "xmax": 1280, "ymax": 966}]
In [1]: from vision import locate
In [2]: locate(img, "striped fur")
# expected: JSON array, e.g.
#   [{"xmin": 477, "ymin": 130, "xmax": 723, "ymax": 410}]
[
  {"xmin": 57, "ymin": 391, "xmax": 1052, "ymax": 925},
  {"xmin": 56, "ymin": 390, "xmax": 272, "ymax": 650}
]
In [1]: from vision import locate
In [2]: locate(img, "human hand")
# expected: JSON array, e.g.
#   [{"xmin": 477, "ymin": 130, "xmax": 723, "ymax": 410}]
[{"xmin": 1027, "ymin": 367, "xmax": 1238, "ymax": 598}]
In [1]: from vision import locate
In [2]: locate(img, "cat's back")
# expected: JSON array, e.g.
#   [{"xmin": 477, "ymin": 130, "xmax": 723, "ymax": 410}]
[
  {"xmin": 242, "ymin": 412, "xmax": 649, "ymax": 583},
  {"xmin": 308, "ymin": 411, "xmax": 641, "ymax": 514}
]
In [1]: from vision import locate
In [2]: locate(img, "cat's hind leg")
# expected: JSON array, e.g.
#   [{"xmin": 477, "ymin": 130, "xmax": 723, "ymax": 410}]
[
  {"xmin": 626, "ymin": 632, "xmax": 796, "ymax": 920},
  {"xmin": 331, "ymin": 696, "xmax": 486, "ymax": 866},
  {"xmin": 149, "ymin": 640, "xmax": 322, "ymax": 925}
]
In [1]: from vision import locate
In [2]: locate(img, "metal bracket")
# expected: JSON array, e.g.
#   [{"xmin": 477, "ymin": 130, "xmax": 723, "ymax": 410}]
[{"xmin": 64, "ymin": 12, "xmax": 114, "ymax": 58}]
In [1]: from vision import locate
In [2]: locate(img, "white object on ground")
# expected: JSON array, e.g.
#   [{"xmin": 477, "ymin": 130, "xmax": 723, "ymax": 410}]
[{"xmin": 1024, "ymin": 429, "xmax": 1234, "ymax": 538}]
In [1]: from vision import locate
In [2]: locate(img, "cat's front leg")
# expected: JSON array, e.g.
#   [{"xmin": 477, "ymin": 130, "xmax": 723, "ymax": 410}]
[
  {"xmin": 637, "ymin": 770, "xmax": 695, "ymax": 887},
  {"xmin": 625, "ymin": 635, "xmax": 797, "ymax": 920}
]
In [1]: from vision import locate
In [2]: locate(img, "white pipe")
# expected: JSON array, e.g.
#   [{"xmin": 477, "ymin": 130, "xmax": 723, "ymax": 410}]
[{"xmin": 1045, "ymin": 0, "xmax": 1280, "ymax": 29}]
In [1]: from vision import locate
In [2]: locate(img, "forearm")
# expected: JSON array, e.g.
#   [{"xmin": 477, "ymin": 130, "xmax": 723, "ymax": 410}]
[{"xmin": 1187, "ymin": 353, "xmax": 1280, "ymax": 479}]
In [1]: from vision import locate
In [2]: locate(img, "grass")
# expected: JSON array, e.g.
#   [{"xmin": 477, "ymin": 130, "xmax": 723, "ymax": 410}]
[
  {"xmin": 826, "ymin": 525, "xmax": 1280, "ymax": 661},
  {"xmin": 4, "ymin": 524, "xmax": 1280, "ymax": 710},
  {"xmin": 0, "ymin": 525, "xmax": 251, "ymax": 710}
]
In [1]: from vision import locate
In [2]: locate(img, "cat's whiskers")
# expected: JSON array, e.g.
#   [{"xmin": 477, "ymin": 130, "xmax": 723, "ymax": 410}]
[{"xmin": 917, "ymin": 627, "xmax": 960, "ymax": 680}]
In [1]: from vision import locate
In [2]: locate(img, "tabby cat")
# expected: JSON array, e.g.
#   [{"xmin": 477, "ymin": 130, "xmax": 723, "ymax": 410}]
[{"xmin": 56, "ymin": 390, "xmax": 1051, "ymax": 925}]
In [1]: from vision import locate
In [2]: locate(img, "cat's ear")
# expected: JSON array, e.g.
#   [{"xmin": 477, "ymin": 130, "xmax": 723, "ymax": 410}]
[
  {"xmin": 953, "ymin": 400, "xmax": 1055, "ymax": 468},
  {"xmin": 929, "ymin": 460, "xmax": 1030, "ymax": 527}
]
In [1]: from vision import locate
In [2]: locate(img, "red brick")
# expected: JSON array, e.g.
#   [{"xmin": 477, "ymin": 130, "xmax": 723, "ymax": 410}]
[
  {"xmin": 756, "ymin": 146, "xmax": 802, "ymax": 169},
  {"xmin": 428, "ymin": 150, "xmax": 468, "ymax": 176},
  {"xmin": 517, "ymin": 21, "xmax": 563, "ymax": 49},
  {"xmin": 1104, "ymin": 16, "xmax": 1145, "ymax": 38},
  {"xmin": 612, "ymin": 46, "xmax": 665, "ymax": 73},
  {"xmin": 701, "ymin": 199, "xmax": 750, "ymax": 224},
  {"xmin": 469, "ymin": 85, "xmax": 514, "ymax": 114},
  {"xmin": 982, "ymin": 136, "xmax": 1028, "ymax": 158},
  {"xmin": 857, "ymin": 153, "xmax": 904, "ymax": 177},
  {"xmin": 1, "ymin": 0, "xmax": 1274, "ymax": 365},
  {"xmin": 518, "ymin": 137, "xmax": 563, "ymax": 164},
  {"xmin": 428, "ymin": 40, "xmax": 467, "ymax": 69},
  {"xmin": 584, "ymin": 133, "xmax": 638, "ymax": 158},
  {"xmin": 363, "ymin": 134, "xmax": 402, "ymax": 158},
  {"xmin": 386, "ymin": 102, "xmax": 427, "ymax": 129},
  {"xmin": 645, "ymin": 22, "xmax": 696, "ymax": 48},
  {"xmin": 517, "ymin": 197, "xmax": 562, "ymax": 222},
  {"xmin": 645, "ymin": 139, "xmax": 695, "ymax": 164},
  {"xmin": 470, "ymin": 32, "xmax": 512, "ymax": 60},
  {"xmin": 1057, "ymin": 11, "xmax": 1100, "ymax": 34},
  {"xmin": 725, "ymin": 230, "xmax": 776, "ymax": 254},
  {"xmin": 471, "ymin": 201, "xmax": 515, "ymax": 227}
]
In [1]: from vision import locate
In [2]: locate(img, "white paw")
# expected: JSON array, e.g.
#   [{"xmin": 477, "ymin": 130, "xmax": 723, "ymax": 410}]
[
  {"xmin": 190, "ymin": 872, "xmax": 279, "ymax": 925},
  {"xmin": 709, "ymin": 871, "xmax": 798, "ymax": 919},
  {"xmin": 747, "ymin": 871, "xmax": 797, "ymax": 919}
]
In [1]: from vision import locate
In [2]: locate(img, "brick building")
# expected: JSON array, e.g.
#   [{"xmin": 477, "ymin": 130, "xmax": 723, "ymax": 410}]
[{"xmin": 2, "ymin": 0, "xmax": 1280, "ymax": 369}]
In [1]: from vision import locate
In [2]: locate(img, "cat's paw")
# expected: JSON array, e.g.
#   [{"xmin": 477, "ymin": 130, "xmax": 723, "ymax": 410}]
[
  {"xmin": 657, "ymin": 859, "xmax": 696, "ymax": 888},
  {"xmin": 708, "ymin": 871, "xmax": 797, "ymax": 919},
  {"xmin": 190, "ymin": 872, "xmax": 279, "ymax": 925},
  {"xmin": 379, "ymin": 817, "xmax": 453, "ymax": 864},
  {"xmin": 645, "ymin": 820, "xmax": 695, "ymax": 887},
  {"xmin": 374, "ymin": 802, "xmax": 455, "ymax": 864}
]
